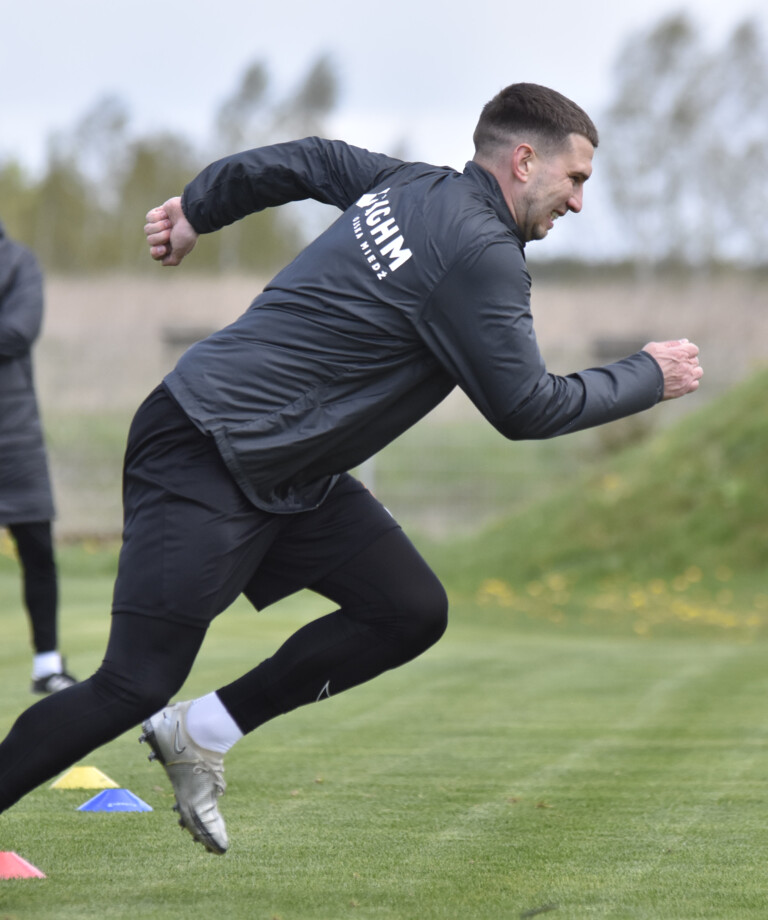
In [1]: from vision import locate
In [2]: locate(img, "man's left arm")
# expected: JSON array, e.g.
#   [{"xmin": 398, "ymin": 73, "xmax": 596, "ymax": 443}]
[
  {"xmin": 419, "ymin": 242, "xmax": 699, "ymax": 439},
  {"xmin": 641, "ymin": 339, "xmax": 702, "ymax": 400}
]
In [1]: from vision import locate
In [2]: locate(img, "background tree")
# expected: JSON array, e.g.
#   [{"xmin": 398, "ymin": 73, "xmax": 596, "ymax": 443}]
[
  {"xmin": 117, "ymin": 132, "xmax": 205, "ymax": 269},
  {"xmin": 213, "ymin": 61, "xmax": 271, "ymax": 154},
  {"xmin": 0, "ymin": 161, "xmax": 38, "ymax": 245},
  {"xmin": 202, "ymin": 53, "xmax": 338, "ymax": 272},
  {"xmin": 32, "ymin": 140, "xmax": 96, "ymax": 272},
  {"xmin": 0, "ymin": 54, "xmax": 338, "ymax": 274},
  {"xmin": 600, "ymin": 14, "xmax": 768, "ymax": 270},
  {"xmin": 703, "ymin": 21, "xmax": 768, "ymax": 264},
  {"xmin": 271, "ymin": 54, "xmax": 337, "ymax": 141}
]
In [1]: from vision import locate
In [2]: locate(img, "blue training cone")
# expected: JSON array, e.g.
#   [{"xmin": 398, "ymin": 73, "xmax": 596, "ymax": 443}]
[{"xmin": 78, "ymin": 788, "xmax": 152, "ymax": 812}]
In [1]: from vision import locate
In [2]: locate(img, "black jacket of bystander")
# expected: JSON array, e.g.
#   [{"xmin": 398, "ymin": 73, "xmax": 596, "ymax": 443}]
[{"xmin": 0, "ymin": 223, "xmax": 55, "ymax": 525}]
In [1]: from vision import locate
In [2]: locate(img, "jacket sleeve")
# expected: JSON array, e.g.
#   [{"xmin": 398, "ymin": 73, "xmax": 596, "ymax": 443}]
[
  {"xmin": 0, "ymin": 243, "xmax": 44, "ymax": 360},
  {"xmin": 181, "ymin": 137, "xmax": 403, "ymax": 233},
  {"xmin": 419, "ymin": 241, "xmax": 664, "ymax": 439}
]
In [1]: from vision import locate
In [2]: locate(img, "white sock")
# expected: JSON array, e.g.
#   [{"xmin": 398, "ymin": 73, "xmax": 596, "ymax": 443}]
[
  {"xmin": 185, "ymin": 692, "xmax": 244, "ymax": 755},
  {"xmin": 33, "ymin": 651, "xmax": 62, "ymax": 679}
]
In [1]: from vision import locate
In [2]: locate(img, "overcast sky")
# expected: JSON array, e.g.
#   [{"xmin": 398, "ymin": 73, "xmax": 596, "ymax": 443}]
[{"xmin": 2, "ymin": 0, "xmax": 765, "ymax": 256}]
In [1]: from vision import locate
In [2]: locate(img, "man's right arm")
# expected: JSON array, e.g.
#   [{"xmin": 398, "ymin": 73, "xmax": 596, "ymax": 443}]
[
  {"xmin": 144, "ymin": 138, "xmax": 403, "ymax": 267},
  {"xmin": 144, "ymin": 198, "xmax": 198, "ymax": 267},
  {"xmin": 181, "ymin": 137, "xmax": 402, "ymax": 234}
]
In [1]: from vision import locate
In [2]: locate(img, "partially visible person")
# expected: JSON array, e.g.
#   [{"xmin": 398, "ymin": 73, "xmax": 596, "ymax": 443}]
[{"xmin": 0, "ymin": 222, "xmax": 77, "ymax": 694}]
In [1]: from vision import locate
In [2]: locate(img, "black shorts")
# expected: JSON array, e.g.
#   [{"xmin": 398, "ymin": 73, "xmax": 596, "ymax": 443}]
[{"xmin": 112, "ymin": 387, "xmax": 399, "ymax": 627}]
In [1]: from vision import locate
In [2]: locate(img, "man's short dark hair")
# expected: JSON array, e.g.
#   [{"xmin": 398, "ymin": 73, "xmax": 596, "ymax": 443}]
[{"xmin": 473, "ymin": 83, "xmax": 599, "ymax": 157}]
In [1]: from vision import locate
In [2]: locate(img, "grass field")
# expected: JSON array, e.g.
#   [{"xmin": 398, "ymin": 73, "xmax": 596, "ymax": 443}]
[
  {"xmin": 1, "ymin": 554, "xmax": 768, "ymax": 920},
  {"xmin": 2, "ymin": 365, "xmax": 768, "ymax": 919}
]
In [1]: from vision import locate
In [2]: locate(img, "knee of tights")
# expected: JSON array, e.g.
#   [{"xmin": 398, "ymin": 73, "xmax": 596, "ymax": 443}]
[
  {"xmin": 393, "ymin": 580, "xmax": 449, "ymax": 655},
  {"xmin": 89, "ymin": 665, "xmax": 179, "ymax": 717}
]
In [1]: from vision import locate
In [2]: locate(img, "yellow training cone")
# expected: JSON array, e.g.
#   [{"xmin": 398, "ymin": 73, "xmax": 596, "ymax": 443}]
[{"xmin": 50, "ymin": 766, "xmax": 119, "ymax": 790}]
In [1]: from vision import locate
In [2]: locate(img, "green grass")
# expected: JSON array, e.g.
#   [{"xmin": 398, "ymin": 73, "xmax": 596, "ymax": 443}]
[
  {"xmin": 427, "ymin": 366, "xmax": 768, "ymax": 640},
  {"xmin": 2, "ymin": 367, "xmax": 768, "ymax": 918},
  {"xmin": 367, "ymin": 418, "xmax": 599, "ymax": 535},
  {"xmin": 2, "ymin": 551, "xmax": 768, "ymax": 918}
]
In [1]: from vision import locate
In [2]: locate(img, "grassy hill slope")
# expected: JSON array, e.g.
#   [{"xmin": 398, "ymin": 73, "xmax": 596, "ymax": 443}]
[{"xmin": 429, "ymin": 366, "xmax": 768, "ymax": 636}]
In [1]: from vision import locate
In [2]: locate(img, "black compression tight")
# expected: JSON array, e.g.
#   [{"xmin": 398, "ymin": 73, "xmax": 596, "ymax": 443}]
[
  {"xmin": 0, "ymin": 613, "xmax": 205, "ymax": 812},
  {"xmin": 0, "ymin": 530, "xmax": 447, "ymax": 812},
  {"xmin": 220, "ymin": 527, "xmax": 449, "ymax": 732},
  {"xmin": 8, "ymin": 522, "xmax": 58, "ymax": 652}
]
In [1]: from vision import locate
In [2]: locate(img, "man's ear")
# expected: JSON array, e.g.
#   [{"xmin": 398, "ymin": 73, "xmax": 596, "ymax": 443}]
[{"xmin": 510, "ymin": 143, "xmax": 536, "ymax": 183}]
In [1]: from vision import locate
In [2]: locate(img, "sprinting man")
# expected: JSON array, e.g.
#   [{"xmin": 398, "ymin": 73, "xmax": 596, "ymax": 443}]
[{"xmin": 0, "ymin": 84, "xmax": 702, "ymax": 853}]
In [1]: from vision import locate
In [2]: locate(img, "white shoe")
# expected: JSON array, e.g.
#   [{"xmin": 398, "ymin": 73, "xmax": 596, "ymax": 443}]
[{"xmin": 139, "ymin": 701, "xmax": 228, "ymax": 854}]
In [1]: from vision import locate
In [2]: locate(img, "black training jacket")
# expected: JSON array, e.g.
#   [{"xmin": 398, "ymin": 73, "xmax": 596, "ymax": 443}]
[{"xmin": 165, "ymin": 137, "xmax": 663, "ymax": 512}]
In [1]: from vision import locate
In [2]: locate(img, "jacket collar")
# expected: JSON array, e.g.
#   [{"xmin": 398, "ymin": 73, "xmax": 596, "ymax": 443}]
[{"xmin": 462, "ymin": 161, "xmax": 525, "ymax": 247}]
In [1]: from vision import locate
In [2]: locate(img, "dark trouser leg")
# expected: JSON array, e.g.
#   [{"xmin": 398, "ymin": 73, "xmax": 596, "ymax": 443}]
[
  {"xmin": 8, "ymin": 521, "xmax": 58, "ymax": 653},
  {"xmin": 0, "ymin": 612, "xmax": 205, "ymax": 812},
  {"xmin": 217, "ymin": 527, "xmax": 448, "ymax": 734}
]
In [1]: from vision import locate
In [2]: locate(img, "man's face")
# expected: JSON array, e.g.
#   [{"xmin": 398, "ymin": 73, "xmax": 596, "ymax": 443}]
[{"xmin": 515, "ymin": 134, "xmax": 594, "ymax": 242}]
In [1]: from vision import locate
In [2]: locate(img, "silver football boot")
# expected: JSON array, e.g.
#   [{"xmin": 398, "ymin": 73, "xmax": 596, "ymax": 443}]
[{"xmin": 139, "ymin": 700, "xmax": 228, "ymax": 854}]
